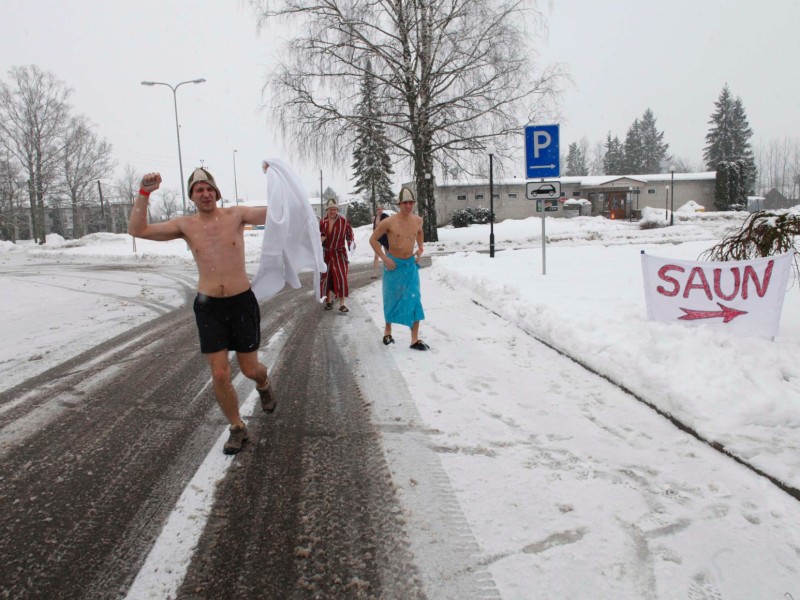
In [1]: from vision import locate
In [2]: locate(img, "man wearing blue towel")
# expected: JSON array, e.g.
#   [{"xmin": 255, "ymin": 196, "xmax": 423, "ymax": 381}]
[{"xmin": 369, "ymin": 187, "xmax": 429, "ymax": 351}]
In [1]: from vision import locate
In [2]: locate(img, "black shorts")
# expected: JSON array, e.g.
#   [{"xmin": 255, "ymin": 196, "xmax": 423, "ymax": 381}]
[{"xmin": 193, "ymin": 289, "xmax": 261, "ymax": 354}]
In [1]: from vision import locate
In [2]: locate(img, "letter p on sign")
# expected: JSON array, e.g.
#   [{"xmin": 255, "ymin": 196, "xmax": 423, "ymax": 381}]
[
  {"xmin": 533, "ymin": 131, "xmax": 551, "ymax": 157},
  {"xmin": 525, "ymin": 124, "xmax": 560, "ymax": 178}
]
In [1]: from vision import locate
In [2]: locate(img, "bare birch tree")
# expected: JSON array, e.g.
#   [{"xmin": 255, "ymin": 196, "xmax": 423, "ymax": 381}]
[
  {"xmin": 0, "ymin": 65, "xmax": 71, "ymax": 243},
  {"xmin": 754, "ymin": 136, "xmax": 800, "ymax": 198},
  {"xmin": 0, "ymin": 153, "xmax": 27, "ymax": 241},
  {"xmin": 62, "ymin": 115, "xmax": 115, "ymax": 237},
  {"xmin": 252, "ymin": 0, "xmax": 563, "ymax": 240},
  {"xmin": 156, "ymin": 188, "xmax": 181, "ymax": 220}
]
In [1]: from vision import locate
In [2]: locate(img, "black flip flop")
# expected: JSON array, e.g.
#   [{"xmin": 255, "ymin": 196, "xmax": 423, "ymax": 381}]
[
  {"xmin": 324, "ymin": 302, "xmax": 333, "ymax": 310},
  {"xmin": 409, "ymin": 340, "xmax": 430, "ymax": 351},
  {"xmin": 339, "ymin": 305, "xmax": 349, "ymax": 313},
  {"xmin": 382, "ymin": 334, "xmax": 395, "ymax": 345}
]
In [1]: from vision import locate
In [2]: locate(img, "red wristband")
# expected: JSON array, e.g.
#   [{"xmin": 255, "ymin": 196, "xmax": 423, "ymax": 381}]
[{"xmin": 138, "ymin": 188, "xmax": 151, "ymax": 197}]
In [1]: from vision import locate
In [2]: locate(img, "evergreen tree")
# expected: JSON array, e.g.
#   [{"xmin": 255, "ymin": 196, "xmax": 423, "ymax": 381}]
[
  {"xmin": 714, "ymin": 159, "xmax": 749, "ymax": 211},
  {"xmin": 603, "ymin": 133, "xmax": 625, "ymax": 175},
  {"xmin": 637, "ymin": 109, "xmax": 669, "ymax": 173},
  {"xmin": 346, "ymin": 200, "xmax": 372, "ymax": 227},
  {"xmin": 322, "ymin": 186, "xmax": 339, "ymax": 204},
  {"xmin": 623, "ymin": 119, "xmax": 643, "ymax": 174},
  {"xmin": 565, "ymin": 142, "xmax": 588, "ymax": 176},
  {"xmin": 350, "ymin": 60, "xmax": 395, "ymax": 215},
  {"xmin": 622, "ymin": 109, "xmax": 669, "ymax": 174},
  {"xmin": 704, "ymin": 84, "xmax": 756, "ymax": 198}
]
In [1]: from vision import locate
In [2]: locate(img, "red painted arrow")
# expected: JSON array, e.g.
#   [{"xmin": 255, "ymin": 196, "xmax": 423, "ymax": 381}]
[{"xmin": 678, "ymin": 302, "xmax": 748, "ymax": 323}]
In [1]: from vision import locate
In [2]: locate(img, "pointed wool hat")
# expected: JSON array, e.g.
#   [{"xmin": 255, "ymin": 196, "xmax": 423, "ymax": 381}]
[
  {"xmin": 187, "ymin": 167, "xmax": 221, "ymax": 200},
  {"xmin": 398, "ymin": 187, "xmax": 416, "ymax": 203}
]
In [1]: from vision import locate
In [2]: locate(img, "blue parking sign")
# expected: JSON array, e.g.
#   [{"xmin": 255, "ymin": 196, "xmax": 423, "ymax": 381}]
[{"xmin": 525, "ymin": 124, "xmax": 560, "ymax": 178}]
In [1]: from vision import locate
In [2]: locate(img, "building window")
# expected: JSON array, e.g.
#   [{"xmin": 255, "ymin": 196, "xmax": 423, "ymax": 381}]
[
  {"xmin": 573, "ymin": 191, "xmax": 581, "ymax": 197},
  {"xmin": 647, "ymin": 188, "xmax": 656, "ymax": 194},
  {"xmin": 475, "ymin": 194, "xmax": 484, "ymax": 200},
  {"xmin": 508, "ymin": 193, "xmax": 517, "ymax": 199},
  {"xmin": 457, "ymin": 195, "xmax": 467, "ymax": 201},
  {"xmin": 493, "ymin": 193, "xmax": 500, "ymax": 199}
]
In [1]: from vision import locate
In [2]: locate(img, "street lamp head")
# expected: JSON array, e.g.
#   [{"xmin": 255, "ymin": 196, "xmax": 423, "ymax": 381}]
[
  {"xmin": 141, "ymin": 81, "xmax": 156, "ymax": 86},
  {"xmin": 669, "ymin": 165, "xmax": 676, "ymax": 173},
  {"xmin": 192, "ymin": 79, "xmax": 206, "ymax": 84},
  {"xmin": 486, "ymin": 144, "xmax": 496, "ymax": 157}
]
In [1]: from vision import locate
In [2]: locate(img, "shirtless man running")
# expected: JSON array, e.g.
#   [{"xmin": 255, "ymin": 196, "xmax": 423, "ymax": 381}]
[
  {"xmin": 369, "ymin": 187, "xmax": 429, "ymax": 350},
  {"xmin": 128, "ymin": 167, "xmax": 276, "ymax": 454}
]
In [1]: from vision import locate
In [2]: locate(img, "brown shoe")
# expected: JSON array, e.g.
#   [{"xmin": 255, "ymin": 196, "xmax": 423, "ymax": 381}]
[
  {"xmin": 257, "ymin": 379, "xmax": 277, "ymax": 413},
  {"xmin": 223, "ymin": 423, "xmax": 248, "ymax": 455}
]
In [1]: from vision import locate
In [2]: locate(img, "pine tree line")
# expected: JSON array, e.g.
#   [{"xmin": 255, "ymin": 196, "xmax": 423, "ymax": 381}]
[
  {"xmin": 563, "ymin": 85, "xmax": 757, "ymax": 210},
  {"xmin": 597, "ymin": 108, "xmax": 670, "ymax": 176}
]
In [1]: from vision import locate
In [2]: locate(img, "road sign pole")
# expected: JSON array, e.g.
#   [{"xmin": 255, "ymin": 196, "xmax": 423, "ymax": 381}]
[{"xmin": 542, "ymin": 213, "xmax": 546, "ymax": 275}]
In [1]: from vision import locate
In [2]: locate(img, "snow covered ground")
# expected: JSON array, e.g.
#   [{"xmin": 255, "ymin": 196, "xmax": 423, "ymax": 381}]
[{"xmin": 2, "ymin": 209, "xmax": 799, "ymax": 598}]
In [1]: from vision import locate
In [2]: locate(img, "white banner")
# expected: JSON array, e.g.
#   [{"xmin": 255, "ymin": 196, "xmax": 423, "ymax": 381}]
[{"xmin": 641, "ymin": 251, "xmax": 794, "ymax": 338}]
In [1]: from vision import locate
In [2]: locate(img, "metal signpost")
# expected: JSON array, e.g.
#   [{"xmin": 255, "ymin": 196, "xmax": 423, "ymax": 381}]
[{"xmin": 525, "ymin": 125, "xmax": 561, "ymax": 275}]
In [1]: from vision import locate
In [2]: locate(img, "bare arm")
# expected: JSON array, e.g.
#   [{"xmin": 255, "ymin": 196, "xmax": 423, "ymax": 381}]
[
  {"xmin": 369, "ymin": 220, "xmax": 396, "ymax": 270},
  {"xmin": 415, "ymin": 217, "xmax": 425, "ymax": 259},
  {"xmin": 128, "ymin": 172, "xmax": 184, "ymax": 241},
  {"xmin": 239, "ymin": 206, "xmax": 267, "ymax": 226}
]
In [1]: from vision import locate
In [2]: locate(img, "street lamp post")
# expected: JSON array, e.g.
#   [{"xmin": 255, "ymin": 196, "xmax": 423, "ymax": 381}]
[
  {"xmin": 669, "ymin": 165, "xmax": 676, "ymax": 226},
  {"xmin": 665, "ymin": 185, "xmax": 669, "ymax": 222},
  {"xmin": 487, "ymin": 145, "xmax": 496, "ymax": 258},
  {"xmin": 232, "ymin": 149, "xmax": 239, "ymax": 205},
  {"xmin": 628, "ymin": 186, "xmax": 633, "ymax": 221},
  {"xmin": 140, "ymin": 78, "xmax": 206, "ymax": 215}
]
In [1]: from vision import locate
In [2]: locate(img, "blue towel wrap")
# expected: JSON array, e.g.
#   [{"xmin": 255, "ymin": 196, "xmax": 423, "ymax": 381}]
[{"xmin": 382, "ymin": 253, "xmax": 425, "ymax": 327}]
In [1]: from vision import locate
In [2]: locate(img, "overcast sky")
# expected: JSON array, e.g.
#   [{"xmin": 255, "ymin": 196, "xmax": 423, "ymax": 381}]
[{"xmin": 2, "ymin": 0, "xmax": 799, "ymax": 204}]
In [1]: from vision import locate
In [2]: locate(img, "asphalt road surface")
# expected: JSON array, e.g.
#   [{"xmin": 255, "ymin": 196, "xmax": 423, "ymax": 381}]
[{"xmin": 0, "ymin": 263, "xmax": 426, "ymax": 600}]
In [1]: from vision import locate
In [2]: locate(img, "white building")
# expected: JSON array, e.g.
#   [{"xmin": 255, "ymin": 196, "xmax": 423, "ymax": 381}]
[{"xmin": 421, "ymin": 172, "xmax": 717, "ymax": 226}]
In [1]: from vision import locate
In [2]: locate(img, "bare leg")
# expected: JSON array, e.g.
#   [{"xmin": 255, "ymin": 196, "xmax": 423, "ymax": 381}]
[
  {"xmin": 411, "ymin": 321, "xmax": 420, "ymax": 345},
  {"xmin": 384, "ymin": 322, "xmax": 392, "ymax": 337},
  {"xmin": 205, "ymin": 350, "xmax": 244, "ymax": 428},
  {"xmin": 238, "ymin": 351, "xmax": 276, "ymax": 412},
  {"xmin": 237, "ymin": 351, "xmax": 268, "ymax": 387}
]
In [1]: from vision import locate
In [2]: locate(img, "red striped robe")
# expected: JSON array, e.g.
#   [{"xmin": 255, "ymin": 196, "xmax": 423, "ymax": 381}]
[{"xmin": 319, "ymin": 214, "xmax": 354, "ymax": 299}]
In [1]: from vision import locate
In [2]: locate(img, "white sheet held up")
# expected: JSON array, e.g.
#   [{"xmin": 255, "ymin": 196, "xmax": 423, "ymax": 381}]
[{"xmin": 251, "ymin": 158, "xmax": 326, "ymax": 302}]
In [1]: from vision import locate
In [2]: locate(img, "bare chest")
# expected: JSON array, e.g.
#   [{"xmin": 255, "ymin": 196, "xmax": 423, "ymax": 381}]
[{"xmin": 184, "ymin": 215, "xmax": 244, "ymax": 262}]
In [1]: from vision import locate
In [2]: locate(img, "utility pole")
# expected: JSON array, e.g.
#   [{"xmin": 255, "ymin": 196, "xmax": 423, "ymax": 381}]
[{"xmin": 97, "ymin": 180, "xmax": 106, "ymax": 232}]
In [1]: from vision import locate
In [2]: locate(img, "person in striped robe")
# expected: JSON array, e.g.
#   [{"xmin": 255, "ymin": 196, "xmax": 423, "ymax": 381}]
[{"xmin": 319, "ymin": 198, "xmax": 355, "ymax": 312}]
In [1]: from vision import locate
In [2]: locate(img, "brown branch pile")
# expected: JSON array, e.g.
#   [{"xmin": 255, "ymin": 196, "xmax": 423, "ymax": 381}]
[{"xmin": 702, "ymin": 210, "xmax": 800, "ymax": 280}]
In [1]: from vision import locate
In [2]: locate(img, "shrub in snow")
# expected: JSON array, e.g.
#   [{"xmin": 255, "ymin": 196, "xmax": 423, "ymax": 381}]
[
  {"xmin": 702, "ymin": 210, "xmax": 800, "ymax": 281},
  {"xmin": 466, "ymin": 206, "xmax": 492, "ymax": 224},
  {"xmin": 639, "ymin": 220, "xmax": 665, "ymax": 230},
  {"xmin": 451, "ymin": 209, "xmax": 471, "ymax": 228},
  {"xmin": 639, "ymin": 206, "xmax": 668, "ymax": 228},
  {"xmin": 44, "ymin": 233, "xmax": 66, "ymax": 247},
  {"xmin": 451, "ymin": 207, "xmax": 493, "ymax": 228},
  {"xmin": 678, "ymin": 200, "xmax": 705, "ymax": 213}
]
